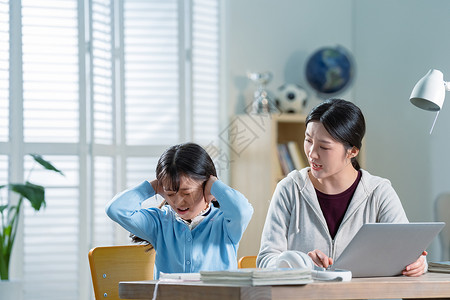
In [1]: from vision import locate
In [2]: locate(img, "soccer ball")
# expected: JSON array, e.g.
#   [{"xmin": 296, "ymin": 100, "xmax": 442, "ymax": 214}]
[{"xmin": 275, "ymin": 83, "xmax": 308, "ymax": 114}]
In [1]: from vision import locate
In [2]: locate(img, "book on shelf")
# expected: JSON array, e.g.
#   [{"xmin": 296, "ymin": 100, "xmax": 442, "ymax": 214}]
[
  {"xmin": 200, "ymin": 268, "xmax": 312, "ymax": 286},
  {"xmin": 276, "ymin": 143, "xmax": 290, "ymax": 175},
  {"xmin": 286, "ymin": 141, "xmax": 306, "ymax": 170},
  {"xmin": 277, "ymin": 143, "xmax": 295, "ymax": 175},
  {"xmin": 428, "ymin": 261, "xmax": 450, "ymax": 273}
]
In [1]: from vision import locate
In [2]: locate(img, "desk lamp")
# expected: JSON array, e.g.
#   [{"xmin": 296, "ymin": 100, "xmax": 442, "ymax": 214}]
[{"xmin": 410, "ymin": 69, "xmax": 450, "ymax": 133}]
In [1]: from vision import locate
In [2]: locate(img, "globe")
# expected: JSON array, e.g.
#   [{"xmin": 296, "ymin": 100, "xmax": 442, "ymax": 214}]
[{"xmin": 305, "ymin": 46, "xmax": 354, "ymax": 95}]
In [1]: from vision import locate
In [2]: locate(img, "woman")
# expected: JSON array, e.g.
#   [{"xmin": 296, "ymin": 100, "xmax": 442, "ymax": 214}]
[
  {"xmin": 106, "ymin": 142, "xmax": 253, "ymax": 279},
  {"xmin": 257, "ymin": 99, "xmax": 426, "ymax": 277}
]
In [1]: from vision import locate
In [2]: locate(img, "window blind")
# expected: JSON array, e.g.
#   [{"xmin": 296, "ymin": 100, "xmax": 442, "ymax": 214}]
[
  {"xmin": 3, "ymin": 1, "xmax": 222, "ymax": 299},
  {"xmin": 126, "ymin": 156, "xmax": 157, "ymax": 188},
  {"xmin": 92, "ymin": 0, "xmax": 114, "ymax": 145},
  {"xmin": 21, "ymin": 1, "xmax": 80, "ymax": 299},
  {"xmin": 123, "ymin": 0, "xmax": 179, "ymax": 145},
  {"xmin": 93, "ymin": 156, "xmax": 114, "ymax": 246},
  {"xmin": 0, "ymin": 0, "xmax": 8, "ymax": 142},
  {"xmin": 91, "ymin": 0, "xmax": 115, "ymax": 249},
  {"xmin": 23, "ymin": 155, "xmax": 79, "ymax": 300},
  {"xmin": 0, "ymin": 156, "xmax": 7, "ymax": 205},
  {"xmin": 22, "ymin": 0, "xmax": 79, "ymax": 143},
  {"xmin": 192, "ymin": 0, "xmax": 219, "ymax": 145}
]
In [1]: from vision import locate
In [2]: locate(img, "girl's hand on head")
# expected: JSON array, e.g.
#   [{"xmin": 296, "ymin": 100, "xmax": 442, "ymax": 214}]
[
  {"xmin": 403, "ymin": 251, "xmax": 427, "ymax": 277},
  {"xmin": 203, "ymin": 175, "xmax": 217, "ymax": 204},
  {"xmin": 150, "ymin": 179, "xmax": 166, "ymax": 198},
  {"xmin": 307, "ymin": 249, "xmax": 333, "ymax": 268}
]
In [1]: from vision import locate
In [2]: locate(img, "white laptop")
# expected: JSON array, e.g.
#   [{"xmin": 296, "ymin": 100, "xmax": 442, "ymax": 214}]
[{"xmin": 331, "ymin": 222, "xmax": 445, "ymax": 277}]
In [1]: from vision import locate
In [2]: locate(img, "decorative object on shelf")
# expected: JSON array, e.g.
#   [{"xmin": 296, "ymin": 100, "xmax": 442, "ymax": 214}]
[
  {"xmin": 0, "ymin": 154, "xmax": 64, "ymax": 281},
  {"xmin": 247, "ymin": 71, "xmax": 278, "ymax": 114},
  {"xmin": 275, "ymin": 83, "xmax": 308, "ymax": 114},
  {"xmin": 410, "ymin": 69, "xmax": 450, "ymax": 134},
  {"xmin": 305, "ymin": 45, "xmax": 355, "ymax": 96}
]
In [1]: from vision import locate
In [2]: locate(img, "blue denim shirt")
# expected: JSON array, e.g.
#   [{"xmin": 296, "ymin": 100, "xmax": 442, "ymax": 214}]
[{"xmin": 106, "ymin": 180, "xmax": 253, "ymax": 279}]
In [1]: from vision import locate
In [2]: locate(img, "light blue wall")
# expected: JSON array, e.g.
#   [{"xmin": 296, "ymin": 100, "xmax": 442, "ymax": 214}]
[{"xmin": 225, "ymin": 0, "xmax": 450, "ymax": 261}]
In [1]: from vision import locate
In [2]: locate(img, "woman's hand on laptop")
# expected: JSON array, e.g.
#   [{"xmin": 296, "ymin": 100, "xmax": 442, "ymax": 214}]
[
  {"xmin": 308, "ymin": 249, "xmax": 333, "ymax": 268},
  {"xmin": 402, "ymin": 251, "xmax": 428, "ymax": 277}
]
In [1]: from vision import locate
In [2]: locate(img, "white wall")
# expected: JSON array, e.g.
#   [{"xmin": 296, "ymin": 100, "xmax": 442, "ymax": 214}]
[
  {"xmin": 226, "ymin": 0, "xmax": 450, "ymax": 261},
  {"xmin": 225, "ymin": 0, "xmax": 353, "ymax": 116},
  {"xmin": 353, "ymin": 0, "xmax": 450, "ymax": 261}
]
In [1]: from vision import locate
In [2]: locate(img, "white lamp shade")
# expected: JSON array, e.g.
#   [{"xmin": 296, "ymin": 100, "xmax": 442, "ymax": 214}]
[{"xmin": 410, "ymin": 69, "xmax": 446, "ymax": 111}]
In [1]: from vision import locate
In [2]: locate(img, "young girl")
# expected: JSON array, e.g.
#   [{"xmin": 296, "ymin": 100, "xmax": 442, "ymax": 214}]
[
  {"xmin": 257, "ymin": 99, "xmax": 427, "ymax": 277},
  {"xmin": 106, "ymin": 142, "xmax": 253, "ymax": 279}
]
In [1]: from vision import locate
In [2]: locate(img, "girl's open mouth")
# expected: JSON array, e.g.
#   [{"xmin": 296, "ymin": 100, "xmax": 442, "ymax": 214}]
[{"xmin": 177, "ymin": 207, "xmax": 189, "ymax": 214}]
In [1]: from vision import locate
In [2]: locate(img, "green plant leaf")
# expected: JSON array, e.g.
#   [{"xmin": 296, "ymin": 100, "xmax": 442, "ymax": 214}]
[
  {"xmin": 29, "ymin": 154, "xmax": 65, "ymax": 176},
  {"xmin": 3, "ymin": 225, "xmax": 11, "ymax": 237},
  {"xmin": 0, "ymin": 205, "xmax": 15, "ymax": 215},
  {"xmin": 9, "ymin": 182, "xmax": 45, "ymax": 211}
]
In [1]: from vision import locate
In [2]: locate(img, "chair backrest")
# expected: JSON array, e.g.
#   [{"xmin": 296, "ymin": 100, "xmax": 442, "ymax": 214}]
[
  {"xmin": 238, "ymin": 255, "xmax": 257, "ymax": 268},
  {"xmin": 435, "ymin": 193, "xmax": 450, "ymax": 261},
  {"xmin": 88, "ymin": 245, "xmax": 155, "ymax": 300}
]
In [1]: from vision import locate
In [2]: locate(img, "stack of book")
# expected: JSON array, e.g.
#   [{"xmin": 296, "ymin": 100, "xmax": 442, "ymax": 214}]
[
  {"xmin": 159, "ymin": 272, "xmax": 201, "ymax": 281},
  {"xmin": 428, "ymin": 261, "xmax": 450, "ymax": 273},
  {"xmin": 200, "ymin": 268, "xmax": 312, "ymax": 286}
]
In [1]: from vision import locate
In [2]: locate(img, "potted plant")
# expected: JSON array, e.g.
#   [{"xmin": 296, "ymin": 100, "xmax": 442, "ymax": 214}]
[{"xmin": 0, "ymin": 154, "xmax": 64, "ymax": 299}]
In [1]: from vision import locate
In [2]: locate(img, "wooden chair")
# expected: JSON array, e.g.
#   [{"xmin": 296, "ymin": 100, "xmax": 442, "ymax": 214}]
[
  {"xmin": 88, "ymin": 245, "xmax": 155, "ymax": 300},
  {"xmin": 238, "ymin": 255, "xmax": 257, "ymax": 268},
  {"xmin": 435, "ymin": 193, "xmax": 450, "ymax": 261}
]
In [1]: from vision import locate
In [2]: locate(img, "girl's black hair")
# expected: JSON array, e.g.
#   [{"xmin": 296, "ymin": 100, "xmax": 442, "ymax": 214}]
[
  {"xmin": 131, "ymin": 142, "xmax": 217, "ymax": 248},
  {"xmin": 305, "ymin": 98, "xmax": 365, "ymax": 170},
  {"xmin": 156, "ymin": 142, "xmax": 217, "ymax": 192}
]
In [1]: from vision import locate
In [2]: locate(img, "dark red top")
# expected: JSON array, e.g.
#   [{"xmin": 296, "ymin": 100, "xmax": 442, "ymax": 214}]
[{"xmin": 316, "ymin": 170, "xmax": 362, "ymax": 239}]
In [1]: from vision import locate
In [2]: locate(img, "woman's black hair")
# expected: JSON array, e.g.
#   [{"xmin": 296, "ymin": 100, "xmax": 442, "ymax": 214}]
[
  {"xmin": 131, "ymin": 142, "xmax": 217, "ymax": 248},
  {"xmin": 305, "ymin": 98, "xmax": 365, "ymax": 170}
]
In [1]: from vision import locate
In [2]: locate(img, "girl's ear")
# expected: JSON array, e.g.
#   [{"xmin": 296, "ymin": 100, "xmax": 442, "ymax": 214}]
[{"xmin": 347, "ymin": 146, "xmax": 359, "ymax": 158}]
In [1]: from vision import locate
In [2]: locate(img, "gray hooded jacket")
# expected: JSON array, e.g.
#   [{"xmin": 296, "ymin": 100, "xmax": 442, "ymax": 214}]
[{"xmin": 257, "ymin": 168, "xmax": 408, "ymax": 268}]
